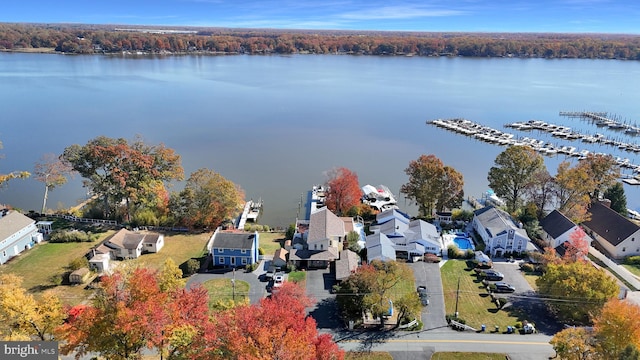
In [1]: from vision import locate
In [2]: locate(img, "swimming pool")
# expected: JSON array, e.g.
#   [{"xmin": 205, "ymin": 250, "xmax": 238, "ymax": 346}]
[{"xmin": 453, "ymin": 237, "xmax": 475, "ymax": 250}]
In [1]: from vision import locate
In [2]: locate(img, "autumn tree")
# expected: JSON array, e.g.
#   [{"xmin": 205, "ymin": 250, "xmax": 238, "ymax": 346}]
[
  {"xmin": 592, "ymin": 299, "xmax": 640, "ymax": 358},
  {"xmin": 57, "ymin": 267, "xmax": 211, "ymax": 360},
  {"xmin": 169, "ymin": 168, "xmax": 245, "ymax": 229},
  {"xmin": 524, "ymin": 168, "xmax": 555, "ymax": 220},
  {"xmin": 0, "ymin": 274, "xmax": 65, "ymax": 341},
  {"xmin": 578, "ymin": 153, "xmax": 619, "ymax": 201},
  {"xmin": 335, "ymin": 260, "xmax": 415, "ymax": 327},
  {"xmin": 562, "ymin": 227, "xmax": 590, "ymax": 263},
  {"xmin": 550, "ymin": 326, "xmax": 595, "ymax": 360},
  {"xmin": 555, "ymin": 161, "xmax": 593, "ymax": 223},
  {"xmin": 401, "ymin": 154, "xmax": 464, "ymax": 217},
  {"xmin": 61, "ymin": 136, "xmax": 183, "ymax": 221},
  {"xmin": 34, "ymin": 153, "xmax": 73, "ymax": 213},
  {"xmin": 214, "ymin": 282, "xmax": 344, "ymax": 360},
  {"xmin": 536, "ymin": 261, "xmax": 618, "ymax": 323},
  {"xmin": 0, "ymin": 140, "xmax": 30, "ymax": 187},
  {"xmin": 487, "ymin": 145, "xmax": 545, "ymax": 213},
  {"xmin": 324, "ymin": 167, "xmax": 361, "ymax": 215},
  {"xmin": 604, "ymin": 182, "xmax": 627, "ymax": 216}
]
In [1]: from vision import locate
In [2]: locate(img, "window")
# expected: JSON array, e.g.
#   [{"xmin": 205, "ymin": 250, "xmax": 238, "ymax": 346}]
[
  {"xmin": 623, "ymin": 247, "xmax": 626, "ymax": 252},
  {"xmin": 242, "ymin": 258, "xmax": 247, "ymax": 265},
  {"xmin": 218, "ymin": 248, "xmax": 224, "ymax": 253},
  {"xmin": 241, "ymin": 249, "xmax": 246, "ymax": 254},
  {"xmin": 314, "ymin": 244, "xmax": 317, "ymax": 250},
  {"xmin": 320, "ymin": 244, "xmax": 323, "ymax": 249},
  {"xmin": 219, "ymin": 257, "xmax": 225, "ymax": 264}
]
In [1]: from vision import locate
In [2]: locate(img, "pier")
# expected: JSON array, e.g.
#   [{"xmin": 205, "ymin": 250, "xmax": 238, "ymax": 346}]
[{"xmin": 560, "ymin": 111, "xmax": 640, "ymax": 135}]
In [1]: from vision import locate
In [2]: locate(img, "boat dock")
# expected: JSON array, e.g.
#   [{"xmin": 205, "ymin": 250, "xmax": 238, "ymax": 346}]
[
  {"xmin": 236, "ymin": 199, "xmax": 263, "ymax": 229},
  {"xmin": 427, "ymin": 117, "xmax": 640, "ymax": 178},
  {"xmin": 560, "ymin": 111, "xmax": 640, "ymax": 135}
]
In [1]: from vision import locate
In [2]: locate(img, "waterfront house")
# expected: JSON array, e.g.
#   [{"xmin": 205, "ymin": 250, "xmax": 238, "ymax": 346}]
[
  {"xmin": 405, "ymin": 219, "xmax": 443, "ymax": 255},
  {"xmin": 581, "ymin": 202, "xmax": 640, "ymax": 260},
  {"xmin": 288, "ymin": 247, "xmax": 338, "ymax": 269},
  {"xmin": 0, "ymin": 208, "xmax": 43, "ymax": 265},
  {"xmin": 209, "ymin": 228, "xmax": 260, "ymax": 267},
  {"xmin": 307, "ymin": 207, "xmax": 346, "ymax": 252},
  {"xmin": 369, "ymin": 209, "xmax": 441, "ymax": 258},
  {"xmin": 94, "ymin": 228, "xmax": 164, "ymax": 260},
  {"xmin": 472, "ymin": 206, "xmax": 530, "ymax": 257},
  {"xmin": 539, "ymin": 210, "xmax": 582, "ymax": 249}
]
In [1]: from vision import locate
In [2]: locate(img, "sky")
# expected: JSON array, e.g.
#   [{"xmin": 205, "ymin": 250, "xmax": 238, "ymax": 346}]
[{"xmin": 2, "ymin": 0, "xmax": 640, "ymax": 34}]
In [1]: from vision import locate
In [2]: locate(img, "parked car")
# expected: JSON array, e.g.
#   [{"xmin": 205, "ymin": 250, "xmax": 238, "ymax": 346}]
[
  {"xmin": 482, "ymin": 269, "xmax": 504, "ymax": 281},
  {"xmin": 417, "ymin": 285, "xmax": 429, "ymax": 306},
  {"xmin": 493, "ymin": 282, "xmax": 516, "ymax": 293},
  {"xmin": 273, "ymin": 274, "xmax": 285, "ymax": 288},
  {"xmin": 423, "ymin": 253, "xmax": 441, "ymax": 263}
]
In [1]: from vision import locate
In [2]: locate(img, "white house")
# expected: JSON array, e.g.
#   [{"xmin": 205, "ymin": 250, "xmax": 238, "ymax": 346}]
[
  {"xmin": 94, "ymin": 228, "xmax": 164, "ymax": 260},
  {"xmin": 539, "ymin": 210, "xmax": 581, "ymax": 250},
  {"xmin": 88, "ymin": 253, "xmax": 111, "ymax": 274},
  {"xmin": 405, "ymin": 219, "xmax": 443, "ymax": 255},
  {"xmin": 366, "ymin": 232, "xmax": 397, "ymax": 262},
  {"xmin": 582, "ymin": 202, "xmax": 640, "ymax": 260},
  {"xmin": 472, "ymin": 206, "xmax": 530, "ymax": 257},
  {"xmin": 306, "ymin": 207, "xmax": 345, "ymax": 252},
  {"xmin": 0, "ymin": 209, "xmax": 43, "ymax": 265}
]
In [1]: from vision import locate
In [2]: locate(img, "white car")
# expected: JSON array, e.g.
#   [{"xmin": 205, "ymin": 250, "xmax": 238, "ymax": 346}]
[{"xmin": 273, "ymin": 274, "xmax": 285, "ymax": 288}]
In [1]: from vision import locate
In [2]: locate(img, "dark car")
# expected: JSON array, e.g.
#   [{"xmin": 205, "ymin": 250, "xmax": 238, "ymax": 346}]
[
  {"xmin": 482, "ymin": 269, "xmax": 504, "ymax": 281},
  {"xmin": 493, "ymin": 282, "xmax": 516, "ymax": 293},
  {"xmin": 417, "ymin": 285, "xmax": 429, "ymax": 306}
]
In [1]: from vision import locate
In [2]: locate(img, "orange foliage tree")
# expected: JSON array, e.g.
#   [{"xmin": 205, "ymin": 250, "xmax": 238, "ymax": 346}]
[
  {"xmin": 593, "ymin": 299, "xmax": 640, "ymax": 358},
  {"xmin": 214, "ymin": 282, "xmax": 344, "ymax": 360},
  {"xmin": 325, "ymin": 167, "xmax": 361, "ymax": 216}
]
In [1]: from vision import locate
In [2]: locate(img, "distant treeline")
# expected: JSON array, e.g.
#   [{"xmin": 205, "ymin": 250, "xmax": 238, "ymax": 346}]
[{"xmin": 2, "ymin": 22, "xmax": 640, "ymax": 60}]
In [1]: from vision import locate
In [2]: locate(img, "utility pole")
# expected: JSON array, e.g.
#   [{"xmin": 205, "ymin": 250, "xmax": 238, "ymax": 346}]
[
  {"xmin": 454, "ymin": 276, "xmax": 460, "ymax": 318},
  {"xmin": 232, "ymin": 267, "xmax": 236, "ymax": 301}
]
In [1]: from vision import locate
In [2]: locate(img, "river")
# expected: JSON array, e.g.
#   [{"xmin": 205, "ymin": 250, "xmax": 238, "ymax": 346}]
[{"xmin": 1, "ymin": 53, "xmax": 639, "ymax": 228}]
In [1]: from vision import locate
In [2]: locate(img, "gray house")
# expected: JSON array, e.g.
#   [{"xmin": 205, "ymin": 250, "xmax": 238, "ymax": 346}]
[{"xmin": 472, "ymin": 206, "xmax": 530, "ymax": 257}]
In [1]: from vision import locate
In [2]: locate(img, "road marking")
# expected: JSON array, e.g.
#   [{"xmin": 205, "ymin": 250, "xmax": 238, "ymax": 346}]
[{"xmin": 340, "ymin": 339, "xmax": 549, "ymax": 345}]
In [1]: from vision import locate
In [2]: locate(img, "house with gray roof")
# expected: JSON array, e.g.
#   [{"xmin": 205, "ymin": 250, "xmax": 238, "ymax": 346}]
[
  {"xmin": 540, "ymin": 210, "xmax": 582, "ymax": 250},
  {"xmin": 582, "ymin": 202, "xmax": 640, "ymax": 260},
  {"xmin": 405, "ymin": 219, "xmax": 443, "ymax": 255},
  {"xmin": 307, "ymin": 207, "xmax": 345, "ymax": 252},
  {"xmin": 335, "ymin": 249, "xmax": 360, "ymax": 281},
  {"xmin": 96, "ymin": 228, "xmax": 164, "ymax": 260},
  {"xmin": 365, "ymin": 233, "xmax": 397, "ymax": 262},
  {"xmin": 0, "ymin": 209, "xmax": 43, "ymax": 265},
  {"xmin": 209, "ymin": 228, "xmax": 260, "ymax": 267},
  {"xmin": 288, "ymin": 247, "xmax": 338, "ymax": 269},
  {"xmin": 472, "ymin": 206, "xmax": 530, "ymax": 257}
]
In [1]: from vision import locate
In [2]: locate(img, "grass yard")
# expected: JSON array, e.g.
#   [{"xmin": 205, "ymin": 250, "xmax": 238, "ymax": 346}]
[
  {"xmin": 345, "ymin": 352, "xmax": 393, "ymax": 360},
  {"xmin": 522, "ymin": 273, "xmax": 540, "ymax": 291},
  {"xmin": 432, "ymin": 352, "xmax": 507, "ymax": 360},
  {"xmin": 258, "ymin": 231, "xmax": 285, "ymax": 255},
  {"xmin": 622, "ymin": 264, "xmax": 640, "ymax": 278},
  {"xmin": 134, "ymin": 232, "xmax": 210, "ymax": 271},
  {"xmin": 288, "ymin": 270, "xmax": 306, "ymax": 283},
  {"xmin": 440, "ymin": 260, "xmax": 523, "ymax": 330},
  {"xmin": 202, "ymin": 278, "xmax": 250, "ymax": 308}
]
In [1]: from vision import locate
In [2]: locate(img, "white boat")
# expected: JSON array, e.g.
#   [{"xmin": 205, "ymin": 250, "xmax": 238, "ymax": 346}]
[{"xmin": 362, "ymin": 184, "xmax": 398, "ymax": 211}]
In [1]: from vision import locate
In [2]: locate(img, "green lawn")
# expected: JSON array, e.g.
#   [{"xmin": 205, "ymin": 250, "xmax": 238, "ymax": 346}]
[
  {"xmin": 622, "ymin": 264, "xmax": 640, "ymax": 278},
  {"xmin": 288, "ymin": 270, "xmax": 306, "ymax": 283},
  {"xmin": 202, "ymin": 278, "xmax": 250, "ymax": 308},
  {"xmin": 259, "ymin": 231, "xmax": 285, "ymax": 255},
  {"xmin": 440, "ymin": 260, "xmax": 524, "ymax": 330},
  {"xmin": 432, "ymin": 352, "xmax": 507, "ymax": 360},
  {"xmin": 134, "ymin": 232, "xmax": 210, "ymax": 270}
]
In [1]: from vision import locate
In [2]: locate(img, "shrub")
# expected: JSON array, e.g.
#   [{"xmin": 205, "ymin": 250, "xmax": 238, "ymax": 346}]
[
  {"xmin": 183, "ymin": 259, "xmax": 201, "ymax": 276},
  {"xmin": 447, "ymin": 245, "xmax": 462, "ymax": 259},
  {"xmin": 245, "ymin": 263, "xmax": 258, "ymax": 272},
  {"xmin": 49, "ymin": 229, "xmax": 95, "ymax": 243},
  {"xmin": 68, "ymin": 256, "xmax": 89, "ymax": 271},
  {"xmin": 520, "ymin": 262, "xmax": 535, "ymax": 273},
  {"xmin": 625, "ymin": 255, "xmax": 640, "ymax": 266},
  {"xmin": 50, "ymin": 273, "xmax": 63, "ymax": 286},
  {"xmin": 285, "ymin": 224, "xmax": 296, "ymax": 240},
  {"xmin": 496, "ymin": 297, "xmax": 508, "ymax": 309},
  {"xmin": 258, "ymin": 247, "xmax": 265, "ymax": 255}
]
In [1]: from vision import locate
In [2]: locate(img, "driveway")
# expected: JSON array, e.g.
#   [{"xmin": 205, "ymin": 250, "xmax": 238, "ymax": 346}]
[
  {"xmin": 409, "ymin": 262, "xmax": 448, "ymax": 331},
  {"xmin": 491, "ymin": 259, "xmax": 563, "ymax": 335},
  {"xmin": 305, "ymin": 268, "xmax": 342, "ymax": 329},
  {"xmin": 186, "ymin": 258, "xmax": 270, "ymax": 305}
]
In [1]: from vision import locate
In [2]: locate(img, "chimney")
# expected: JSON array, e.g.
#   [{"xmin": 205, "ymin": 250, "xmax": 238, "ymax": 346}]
[{"xmin": 599, "ymin": 199, "xmax": 612, "ymax": 208}]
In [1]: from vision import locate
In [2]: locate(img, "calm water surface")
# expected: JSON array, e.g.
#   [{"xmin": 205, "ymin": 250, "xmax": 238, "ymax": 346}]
[{"xmin": 1, "ymin": 53, "xmax": 639, "ymax": 227}]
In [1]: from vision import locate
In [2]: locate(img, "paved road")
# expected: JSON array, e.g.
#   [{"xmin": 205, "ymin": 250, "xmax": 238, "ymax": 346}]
[
  {"xmin": 409, "ymin": 262, "xmax": 449, "ymax": 331},
  {"xmin": 334, "ymin": 330, "xmax": 555, "ymax": 360}
]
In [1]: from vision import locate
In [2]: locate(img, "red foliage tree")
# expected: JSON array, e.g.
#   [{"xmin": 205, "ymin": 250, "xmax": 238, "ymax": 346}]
[
  {"xmin": 325, "ymin": 167, "xmax": 361, "ymax": 215},
  {"xmin": 562, "ymin": 227, "xmax": 590, "ymax": 262},
  {"xmin": 214, "ymin": 282, "xmax": 344, "ymax": 360}
]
